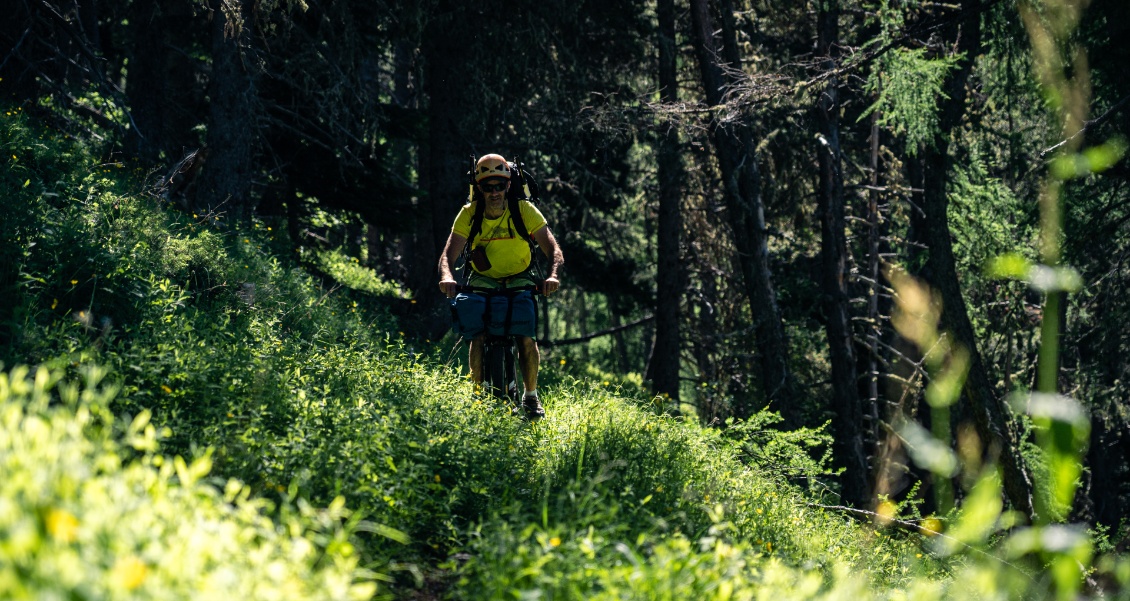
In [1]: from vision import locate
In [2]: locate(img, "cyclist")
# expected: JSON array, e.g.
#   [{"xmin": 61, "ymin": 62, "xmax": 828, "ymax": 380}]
[{"xmin": 438, "ymin": 153, "xmax": 564, "ymax": 420}]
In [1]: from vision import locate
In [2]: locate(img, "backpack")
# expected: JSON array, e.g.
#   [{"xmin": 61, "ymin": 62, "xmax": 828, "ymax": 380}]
[{"xmin": 465, "ymin": 156, "xmax": 541, "ymax": 248}]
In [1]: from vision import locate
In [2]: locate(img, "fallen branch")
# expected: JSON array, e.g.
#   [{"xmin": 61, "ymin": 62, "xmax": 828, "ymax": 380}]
[{"xmin": 539, "ymin": 314, "xmax": 654, "ymax": 347}]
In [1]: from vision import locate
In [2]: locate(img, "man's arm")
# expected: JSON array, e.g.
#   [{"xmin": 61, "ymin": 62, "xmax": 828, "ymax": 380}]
[
  {"xmin": 531, "ymin": 226, "xmax": 564, "ymax": 295},
  {"xmin": 438, "ymin": 232, "xmax": 468, "ymax": 297}
]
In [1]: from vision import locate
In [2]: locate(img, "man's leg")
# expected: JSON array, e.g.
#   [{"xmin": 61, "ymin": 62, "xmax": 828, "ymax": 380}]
[
  {"xmin": 517, "ymin": 336, "xmax": 539, "ymax": 392},
  {"xmin": 469, "ymin": 335, "xmax": 485, "ymax": 392},
  {"xmin": 517, "ymin": 336, "xmax": 544, "ymax": 420}
]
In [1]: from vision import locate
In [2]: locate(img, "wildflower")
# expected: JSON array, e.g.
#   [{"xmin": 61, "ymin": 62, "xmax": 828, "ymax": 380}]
[
  {"xmin": 46, "ymin": 509, "xmax": 79, "ymax": 543},
  {"xmin": 110, "ymin": 556, "xmax": 148, "ymax": 590},
  {"xmin": 920, "ymin": 517, "xmax": 942, "ymax": 536},
  {"xmin": 876, "ymin": 500, "xmax": 897, "ymax": 525},
  {"xmin": 71, "ymin": 279, "xmax": 78, "ymax": 285},
  {"xmin": 549, "ymin": 537, "xmax": 561, "ymax": 547},
  {"xmin": 161, "ymin": 385, "xmax": 172, "ymax": 394}
]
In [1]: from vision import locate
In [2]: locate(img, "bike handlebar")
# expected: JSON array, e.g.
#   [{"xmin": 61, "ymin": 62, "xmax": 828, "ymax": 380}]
[{"xmin": 455, "ymin": 281, "xmax": 545, "ymax": 296}]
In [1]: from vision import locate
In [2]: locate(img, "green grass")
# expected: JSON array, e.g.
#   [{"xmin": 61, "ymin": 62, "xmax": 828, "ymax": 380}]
[
  {"xmin": 9, "ymin": 103, "xmax": 1130, "ymax": 599},
  {"xmin": 0, "ymin": 365, "xmax": 377, "ymax": 600}
]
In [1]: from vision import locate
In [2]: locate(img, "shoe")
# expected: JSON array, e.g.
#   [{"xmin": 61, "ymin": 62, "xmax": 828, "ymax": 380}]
[{"xmin": 523, "ymin": 394, "xmax": 545, "ymax": 422}]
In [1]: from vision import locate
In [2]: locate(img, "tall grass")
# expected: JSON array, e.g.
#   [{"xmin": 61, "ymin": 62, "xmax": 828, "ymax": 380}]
[
  {"xmin": 8, "ymin": 95, "xmax": 1130, "ymax": 599},
  {"xmin": 0, "ymin": 364, "xmax": 376, "ymax": 600}
]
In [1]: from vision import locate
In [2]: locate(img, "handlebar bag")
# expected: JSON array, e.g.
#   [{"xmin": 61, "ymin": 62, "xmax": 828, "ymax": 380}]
[
  {"xmin": 486, "ymin": 289, "xmax": 537, "ymax": 338},
  {"xmin": 450, "ymin": 292, "xmax": 487, "ymax": 337}
]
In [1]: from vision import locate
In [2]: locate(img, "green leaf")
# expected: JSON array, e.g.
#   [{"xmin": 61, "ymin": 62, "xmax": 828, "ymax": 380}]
[
  {"xmin": 1082, "ymin": 137, "xmax": 1127, "ymax": 173},
  {"xmin": 986, "ymin": 253, "xmax": 1031, "ymax": 279},
  {"xmin": 1006, "ymin": 524, "xmax": 1089, "ymax": 557},
  {"xmin": 934, "ymin": 470, "xmax": 1003, "ymax": 554},
  {"xmin": 1027, "ymin": 265, "xmax": 1083, "ymax": 293},
  {"xmin": 987, "ymin": 254, "xmax": 1081, "ymax": 292},
  {"xmin": 898, "ymin": 419, "xmax": 959, "ymax": 477},
  {"xmin": 1050, "ymin": 138, "xmax": 1128, "ymax": 179}
]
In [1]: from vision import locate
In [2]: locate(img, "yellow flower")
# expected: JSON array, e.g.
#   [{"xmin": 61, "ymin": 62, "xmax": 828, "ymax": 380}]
[
  {"xmin": 46, "ymin": 509, "xmax": 79, "ymax": 543},
  {"xmin": 111, "ymin": 556, "xmax": 148, "ymax": 590},
  {"xmin": 920, "ymin": 517, "xmax": 943, "ymax": 536},
  {"xmin": 549, "ymin": 537, "xmax": 561, "ymax": 547},
  {"xmin": 434, "ymin": 474, "xmax": 441, "ymax": 483},
  {"xmin": 876, "ymin": 500, "xmax": 897, "ymax": 525},
  {"xmin": 161, "ymin": 385, "xmax": 173, "ymax": 394},
  {"xmin": 70, "ymin": 279, "xmax": 78, "ymax": 285}
]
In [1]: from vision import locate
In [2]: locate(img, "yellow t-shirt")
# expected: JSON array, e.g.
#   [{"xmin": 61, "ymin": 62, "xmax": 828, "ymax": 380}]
[{"xmin": 452, "ymin": 200, "xmax": 547, "ymax": 279}]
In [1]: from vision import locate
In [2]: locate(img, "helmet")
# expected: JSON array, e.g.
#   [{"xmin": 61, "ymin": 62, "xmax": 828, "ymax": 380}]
[{"xmin": 474, "ymin": 154, "xmax": 511, "ymax": 182}]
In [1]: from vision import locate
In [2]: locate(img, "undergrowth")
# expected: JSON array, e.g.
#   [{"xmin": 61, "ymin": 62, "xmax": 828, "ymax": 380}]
[{"xmin": 9, "ymin": 104, "xmax": 1129, "ymax": 600}]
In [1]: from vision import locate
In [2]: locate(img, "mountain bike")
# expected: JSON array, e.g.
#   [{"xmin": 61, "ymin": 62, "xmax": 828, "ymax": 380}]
[{"xmin": 454, "ymin": 283, "xmax": 543, "ymax": 415}]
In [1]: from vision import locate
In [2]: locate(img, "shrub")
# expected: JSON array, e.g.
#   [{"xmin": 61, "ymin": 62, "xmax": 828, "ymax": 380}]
[{"xmin": 0, "ymin": 364, "xmax": 378, "ymax": 600}]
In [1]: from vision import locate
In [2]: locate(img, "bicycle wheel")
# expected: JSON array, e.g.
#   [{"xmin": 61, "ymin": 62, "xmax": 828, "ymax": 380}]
[
  {"xmin": 504, "ymin": 345, "xmax": 520, "ymax": 406},
  {"xmin": 483, "ymin": 339, "xmax": 508, "ymax": 400}
]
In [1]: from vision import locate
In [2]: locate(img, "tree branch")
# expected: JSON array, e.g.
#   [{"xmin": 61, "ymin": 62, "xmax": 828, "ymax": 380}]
[
  {"xmin": 539, "ymin": 314, "xmax": 654, "ymax": 347},
  {"xmin": 1039, "ymin": 93, "xmax": 1130, "ymax": 159}
]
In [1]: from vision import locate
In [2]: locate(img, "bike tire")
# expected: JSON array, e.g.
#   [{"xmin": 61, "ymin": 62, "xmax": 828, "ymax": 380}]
[
  {"xmin": 484, "ymin": 341, "xmax": 508, "ymax": 401},
  {"xmin": 504, "ymin": 345, "xmax": 520, "ymax": 406}
]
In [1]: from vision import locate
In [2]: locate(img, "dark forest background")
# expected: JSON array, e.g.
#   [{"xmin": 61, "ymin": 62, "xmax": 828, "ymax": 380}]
[{"xmin": 3, "ymin": 0, "xmax": 1129, "ymax": 534}]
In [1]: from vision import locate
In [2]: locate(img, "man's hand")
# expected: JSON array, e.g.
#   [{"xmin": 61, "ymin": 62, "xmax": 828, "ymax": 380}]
[
  {"xmin": 439, "ymin": 278, "xmax": 459, "ymax": 298},
  {"xmin": 437, "ymin": 233, "xmax": 468, "ymax": 298},
  {"xmin": 542, "ymin": 276, "xmax": 560, "ymax": 296}
]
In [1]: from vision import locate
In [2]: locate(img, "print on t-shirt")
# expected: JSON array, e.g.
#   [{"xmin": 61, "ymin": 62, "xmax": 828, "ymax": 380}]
[{"xmin": 480, "ymin": 214, "xmax": 515, "ymax": 243}]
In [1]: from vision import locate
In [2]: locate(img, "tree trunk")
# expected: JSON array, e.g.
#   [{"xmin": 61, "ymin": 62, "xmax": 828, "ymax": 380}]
[
  {"xmin": 919, "ymin": 0, "xmax": 1035, "ymax": 519},
  {"xmin": 692, "ymin": 251, "xmax": 722, "ymax": 422},
  {"xmin": 646, "ymin": 0, "xmax": 683, "ymax": 402},
  {"xmin": 196, "ymin": 0, "xmax": 257, "ymax": 222},
  {"xmin": 689, "ymin": 0, "xmax": 799, "ymax": 426},
  {"xmin": 125, "ymin": 1, "xmax": 166, "ymax": 162},
  {"xmin": 417, "ymin": 5, "xmax": 474, "ymax": 335},
  {"xmin": 815, "ymin": 0, "xmax": 870, "ymax": 508}
]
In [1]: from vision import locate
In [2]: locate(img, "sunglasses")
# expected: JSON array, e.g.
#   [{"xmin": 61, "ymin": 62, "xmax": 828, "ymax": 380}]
[{"xmin": 479, "ymin": 181, "xmax": 509, "ymax": 193}]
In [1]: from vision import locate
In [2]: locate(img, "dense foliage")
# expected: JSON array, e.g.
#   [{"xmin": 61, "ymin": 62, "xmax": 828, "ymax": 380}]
[
  {"xmin": 3, "ymin": 0, "xmax": 1130, "ymax": 597},
  {"xmin": 0, "ymin": 109, "xmax": 934, "ymax": 598}
]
